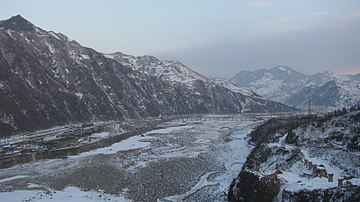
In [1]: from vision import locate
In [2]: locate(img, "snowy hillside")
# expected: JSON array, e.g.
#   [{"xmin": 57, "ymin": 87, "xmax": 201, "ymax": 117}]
[
  {"xmin": 105, "ymin": 53, "xmax": 209, "ymax": 86},
  {"xmin": 106, "ymin": 52, "xmax": 260, "ymax": 97},
  {"xmin": 229, "ymin": 110, "xmax": 360, "ymax": 201},
  {"xmin": 231, "ymin": 66, "xmax": 307, "ymax": 102},
  {"xmin": 231, "ymin": 66, "xmax": 360, "ymax": 108}
]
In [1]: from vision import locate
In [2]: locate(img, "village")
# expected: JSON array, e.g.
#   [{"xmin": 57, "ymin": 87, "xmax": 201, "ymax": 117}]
[{"xmin": 0, "ymin": 117, "xmax": 168, "ymax": 168}]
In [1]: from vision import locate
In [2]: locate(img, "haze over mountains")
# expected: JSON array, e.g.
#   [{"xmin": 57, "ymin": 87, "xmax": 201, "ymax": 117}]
[
  {"xmin": 0, "ymin": 15, "xmax": 291, "ymax": 135},
  {"xmin": 0, "ymin": 14, "xmax": 359, "ymax": 202},
  {"xmin": 231, "ymin": 66, "xmax": 360, "ymax": 109}
]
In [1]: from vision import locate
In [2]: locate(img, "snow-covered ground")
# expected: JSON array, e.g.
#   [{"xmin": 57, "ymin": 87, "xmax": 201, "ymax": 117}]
[
  {"xmin": 257, "ymin": 111, "xmax": 360, "ymax": 200},
  {"xmin": 70, "ymin": 134, "xmax": 151, "ymax": 159},
  {"xmin": 264, "ymin": 133, "xmax": 347, "ymax": 192},
  {"xmin": 0, "ymin": 115, "xmax": 266, "ymax": 201},
  {"xmin": 0, "ymin": 186, "xmax": 130, "ymax": 202}
]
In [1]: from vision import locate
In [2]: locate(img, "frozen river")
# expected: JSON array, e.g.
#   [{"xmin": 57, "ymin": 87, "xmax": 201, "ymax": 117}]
[{"xmin": 0, "ymin": 115, "xmax": 267, "ymax": 201}]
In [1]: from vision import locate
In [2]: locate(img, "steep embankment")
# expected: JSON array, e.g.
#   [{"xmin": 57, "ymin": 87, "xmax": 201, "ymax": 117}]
[{"xmin": 229, "ymin": 110, "xmax": 360, "ymax": 202}]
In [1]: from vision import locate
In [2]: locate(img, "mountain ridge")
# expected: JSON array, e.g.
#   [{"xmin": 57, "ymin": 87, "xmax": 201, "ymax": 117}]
[
  {"xmin": 231, "ymin": 66, "xmax": 360, "ymax": 108},
  {"xmin": 0, "ymin": 15, "xmax": 292, "ymax": 135}
]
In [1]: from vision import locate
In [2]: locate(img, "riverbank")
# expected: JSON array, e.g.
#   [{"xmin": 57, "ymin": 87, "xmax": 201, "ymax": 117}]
[{"xmin": 0, "ymin": 115, "xmax": 266, "ymax": 201}]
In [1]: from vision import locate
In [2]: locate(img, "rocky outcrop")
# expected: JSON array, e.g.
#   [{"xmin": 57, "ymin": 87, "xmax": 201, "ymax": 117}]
[
  {"xmin": 228, "ymin": 111, "xmax": 360, "ymax": 201},
  {"xmin": 282, "ymin": 186, "xmax": 360, "ymax": 202},
  {"xmin": 229, "ymin": 169, "xmax": 282, "ymax": 202},
  {"xmin": 228, "ymin": 117, "xmax": 310, "ymax": 202}
]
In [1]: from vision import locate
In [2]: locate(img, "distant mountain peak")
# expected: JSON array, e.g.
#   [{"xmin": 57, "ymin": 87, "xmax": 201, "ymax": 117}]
[
  {"xmin": 269, "ymin": 66, "xmax": 304, "ymax": 75},
  {"xmin": 9, "ymin": 14, "xmax": 26, "ymax": 22},
  {"xmin": 0, "ymin": 15, "xmax": 35, "ymax": 32},
  {"xmin": 231, "ymin": 66, "xmax": 360, "ymax": 108},
  {"xmin": 323, "ymin": 71, "xmax": 337, "ymax": 76}
]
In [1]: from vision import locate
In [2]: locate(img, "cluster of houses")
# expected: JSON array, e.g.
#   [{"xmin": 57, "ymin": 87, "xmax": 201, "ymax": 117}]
[
  {"xmin": 303, "ymin": 159, "xmax": 351, "ymax": 187},
  {"xmin": 0, "ymin": 117, "xmax": 164, "ymax": 159}
]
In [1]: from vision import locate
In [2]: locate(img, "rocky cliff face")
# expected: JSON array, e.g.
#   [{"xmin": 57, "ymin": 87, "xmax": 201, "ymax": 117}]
[{"xmin": 0, "ymin": 15, "xmax": 292, "ymax": 135}]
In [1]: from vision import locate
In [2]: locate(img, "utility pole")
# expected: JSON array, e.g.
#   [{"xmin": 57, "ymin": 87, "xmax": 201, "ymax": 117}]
[{"xmin": 308, "ymin": 85, "xmax": 311, "ymax": 114}]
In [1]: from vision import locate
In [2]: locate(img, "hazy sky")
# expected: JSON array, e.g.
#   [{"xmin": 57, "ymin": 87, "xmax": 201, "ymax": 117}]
[{"xmin": 1, "ymin": 0, "xmax": 359, "ymax": 77}]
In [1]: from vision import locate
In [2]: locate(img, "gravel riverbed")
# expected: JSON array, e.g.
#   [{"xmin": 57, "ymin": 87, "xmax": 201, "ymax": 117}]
[{"xmin": 0, "ymin": 115, "xmax": 266, "ymax": 201}]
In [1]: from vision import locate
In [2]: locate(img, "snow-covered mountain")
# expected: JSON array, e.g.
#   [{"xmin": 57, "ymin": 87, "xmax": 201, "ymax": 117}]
[
  {"xmin": 0, "ymin": 15, "xmax": 292, "ymax": 135},
  {"xmin": 104, "ymin": 52, "xmax": 209, "ymax": 87},
  {"xmin": 105, "ymin": 52, "xmax": 260, "ymax": 97},
  {"xmin": 231, "ymin": 66, "xmax": 360, "ymax": 109}
]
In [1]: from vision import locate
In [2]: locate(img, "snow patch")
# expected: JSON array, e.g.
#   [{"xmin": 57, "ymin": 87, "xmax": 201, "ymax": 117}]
[
  {"xmin": 278, "ymin": 170, "xmax": 337, "ymax": 192},
  {"xmin": 164, "ymin": 171, "xmax": 219, "ymax": 201},
  {"xmin": 0, "ymin": 186, "xmax": 129, "ymax": 202},
  {"xmin": 25, "ymin": 79, "xmax": 35, "ymax": 88},
  {"xmin": 75, "ymin": 93, "xmax": 83, "ymax": 99},
  {"xmin": 80, "ymin": 54, "xmax": 90, "ymax": 60},
  {"xmin": 104, "ymin": 54, "xmax": 115, "ymax": 59},
  {"xmin": 90, "ymin": 132, "xmax": 110, "ymax": 139},
  {"xmin": 69, "ymin": 135, "xmax": 151, "ymax": 159},
  {"xmin": 5, "ymin": 30, "xmax": 15, "ymax": 40},
  {"xmin": 216, "ymin": 80, "xmax": 256, "ymax": 97},
  {"xmin": 49, "ymin": 31, "xmax": 60, "ymax": 40},
  {"xmin": 44, "ymin": 40, "xmax": 55, "ymax": 54},
  {"xmin": 0, "ymin": 175, "xmax": 28, "ymax": 184},
  {"xmin": 142, "ymin": 124, "xmax": 195, "ymax": 135},
  {"xmin": 27, "ymin": 183, "xmax": 41, "ymax": 188}
]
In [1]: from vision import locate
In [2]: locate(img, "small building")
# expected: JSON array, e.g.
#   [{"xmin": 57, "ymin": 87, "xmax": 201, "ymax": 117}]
[
  {"xmin": 318, "ymin": 167, "xmax": 327, "ymax": 177},
  {"xmin": 82, "ymin": 121, "xmax": 94, "ymax": 128},
  {"xmin": 39, "ymin": 136, "xmax": 79, "ymax": 150},
  {"xmin": 0, "ymin": 143, "xmax": 10, "ymax": 149},
  {"xmin": 2, "ymin": 146, "xmax": 18, "ymax": 155}
]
